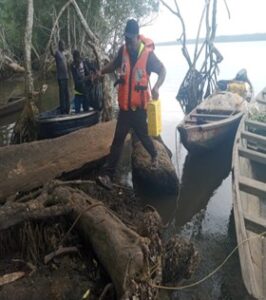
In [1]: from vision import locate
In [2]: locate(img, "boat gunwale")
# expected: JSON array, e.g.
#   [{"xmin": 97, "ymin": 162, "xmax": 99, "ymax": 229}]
[
  {"xmin": 178, "ymin": 110, "xmax": 244, "ymax": 131},
  {"xmin": 36, "ymin": 110, "xmax": 98, "ymax": 123}
]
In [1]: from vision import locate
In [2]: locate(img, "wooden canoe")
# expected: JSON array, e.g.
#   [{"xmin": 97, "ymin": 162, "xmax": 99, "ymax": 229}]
[
  {"xmin": 178, "ymin": 91, "xmax": 247, "ymax": 154},
  {"xmin": 232, "ymin": 94, "xmax": 266, "ymax": 299},
  {"xmin": 36, "ymin": 109, "xmax": 99, "ymax": 139},
  {"xmin": 0, "ymin": 96, "xmax": 25, "ymax": 118},
  {"xmin": 0, "ymin": 84, "xmax": 48, "ymax": 118},
  {"xmin": 255, "ymin": 86, "xmax": 266, "ymax": 107}
]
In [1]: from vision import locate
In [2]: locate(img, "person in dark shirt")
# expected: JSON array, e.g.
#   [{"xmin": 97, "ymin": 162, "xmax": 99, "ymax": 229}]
[
  {"xmin": 50, "ymin": 40, "xmax": 70, "ymax": 114},
  {"xmin": 71, "ymin": 50, "xmax": 90, "ymax": 113},
  {"xmin": 97, "ymin": 19, "xmax": 166, "ymax": 190}
]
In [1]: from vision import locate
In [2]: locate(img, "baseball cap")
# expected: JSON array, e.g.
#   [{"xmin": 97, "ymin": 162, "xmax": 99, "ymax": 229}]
[{"xmin": 124, "ymin": 19, "xmax": 139, "ymax": 39}]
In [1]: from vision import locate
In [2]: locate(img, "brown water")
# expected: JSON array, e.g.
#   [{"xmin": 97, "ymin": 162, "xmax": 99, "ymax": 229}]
[
  {"xmin": 0, "ymin": 78, "xmax": 73, "ymax": 146},
  {"xmin": 0, "ymin": 78, "xmax": 254, "ymax": 299}
]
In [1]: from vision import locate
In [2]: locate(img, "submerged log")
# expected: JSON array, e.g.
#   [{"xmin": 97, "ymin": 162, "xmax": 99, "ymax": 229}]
[
  {"xmin": 132, "ymin": 139, "xmax": 179, "ymax": 196},
  {"xmin": 0, "ymin": 121, "xmax": 116, "ymax": 202}
]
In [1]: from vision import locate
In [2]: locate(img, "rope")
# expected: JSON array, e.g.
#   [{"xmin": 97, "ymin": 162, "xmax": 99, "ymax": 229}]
[
  {"xmin": 150, "ymin": 230, "xmax": 266, "ymax": 291},
  {"xmin": 60, "ymin": 202, "xmax": 104, "ymax": 245},
  {"xmin": 175, "ymin": 124, "xmax": 181, "ymax": 178}
]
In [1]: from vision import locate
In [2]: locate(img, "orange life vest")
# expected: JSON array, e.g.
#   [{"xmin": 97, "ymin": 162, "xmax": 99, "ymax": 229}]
[{"xmin": 117, "ymin": 35, "xmax": 154, "ymax": 111}]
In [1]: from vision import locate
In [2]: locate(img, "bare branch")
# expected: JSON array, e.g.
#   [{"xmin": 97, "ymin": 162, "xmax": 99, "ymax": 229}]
[
  {"xmin": 223, "ymin": 0, "xmax": 231, "ymax": 19},
  {"xmin": 160, "ymin": 0, "xmax": 192, "ymax": 67}
]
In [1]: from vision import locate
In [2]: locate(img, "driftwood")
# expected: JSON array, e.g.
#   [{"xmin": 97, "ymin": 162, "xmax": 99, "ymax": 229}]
[
  {"xmin": 132, "ymin": 139, "xmax": 179, "ymax": 195},
  {"xmin": 0, "ymin": 272, "xmax": 25, "ymax": 287},
  {"xmin": 0, "ymin": 121, "xmax": 116, "ymax": 203},
  {"xmin": 0, "ymin": 182, "xmax": 161, "ymax": 299},
  {"xmin": 1, "ymin": 55, "xmax": 25, "ymax": 73},
  {"xmin": 0, "ymin": 179, "xmax": 199, "ymax": 299},
  {"xmin": 71, "ymin": 188, "xmax": 152, "ymax": 299}
]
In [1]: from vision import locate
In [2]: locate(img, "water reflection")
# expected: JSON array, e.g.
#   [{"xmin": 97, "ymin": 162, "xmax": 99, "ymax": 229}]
[
  {"xmin": 0, "ymin": 79, "xmax": 64, "ymax": 146},
  {"xmin": 172, "ymin": 130, "xmax": 254, "ymax": 300},
  {"xmin": 176, "ymin": 131, "xmax": 235, "ymax": 229}
]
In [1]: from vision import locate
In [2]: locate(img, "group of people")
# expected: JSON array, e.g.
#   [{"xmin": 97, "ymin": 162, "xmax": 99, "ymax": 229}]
[
  {"xmin": 50, "ymin": 41, "xmax": 96, "ymax": 114},
  {"xmin": 51, "ymin": 19, "xmax": 166, "ymax": 190}
]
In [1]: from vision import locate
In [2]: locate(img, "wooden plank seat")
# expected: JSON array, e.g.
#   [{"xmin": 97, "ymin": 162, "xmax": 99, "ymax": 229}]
[
  {"xmin": 241, "ymin": 131, "xmax": 266, "ymax": 146},
  {"xmin": 239, "ymin": 176, "xmax": 266, "ymax": 198},
  {"xmin": 244, "ymin": 213, "xmax": 266, "ymax": 234},
  {"xmin": 245, "ymin": 119, "xmax": 266, "ymax": 131},
  {"xmin": 190, "ymin": 113, "xmax": 229, "ymax": 120},
  {"xmin": 238, "ymin": 146, "xmax": 266, "ymax": 164},
  {"xmin": 196, "ymin": 108, "xmax": 235, "ymax": 115}
]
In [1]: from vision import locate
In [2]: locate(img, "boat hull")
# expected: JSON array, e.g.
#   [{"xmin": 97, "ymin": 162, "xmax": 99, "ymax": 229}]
[
  {"xmin": 0, "ymin": 97, "xmax": 25, "ymax": 118},
  {"xmin": 37, "ymin": 110, "xmax": 99, "ymax": 139},
  {"xmin": 178, "ymin": 92, "xmax": 247, "ymax": 154},
  {"xmin": 178, "ymin": 112, "xmax": 243, "ymax": 153}
]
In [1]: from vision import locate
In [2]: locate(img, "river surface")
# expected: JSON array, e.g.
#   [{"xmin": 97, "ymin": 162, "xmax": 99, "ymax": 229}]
[{"xmin": 1, "ymin": 41, "xmax": 265, "ymax": 299}]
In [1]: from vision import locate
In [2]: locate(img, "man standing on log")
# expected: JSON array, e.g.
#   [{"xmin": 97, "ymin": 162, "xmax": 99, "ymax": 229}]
[
  {"xmin": 97, "ymin": 19, "xmax": 166, "ymax": 190},
  {"xmin": 50, "ymin": 40, "xmax": 70, "ymax": 114}
]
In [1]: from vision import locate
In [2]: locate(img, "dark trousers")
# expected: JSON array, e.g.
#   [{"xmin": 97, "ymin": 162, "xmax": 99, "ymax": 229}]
[
  {"xmin": 58, "ymin": 79, "xmax": 70, "ymax": 114},
  {"xmin": 74, "ymin": 94, "xmax": 89, "ymax": 113},
  {"xmin": 103, "ymin": 109, "xmax": 157, "ymax": 178}
]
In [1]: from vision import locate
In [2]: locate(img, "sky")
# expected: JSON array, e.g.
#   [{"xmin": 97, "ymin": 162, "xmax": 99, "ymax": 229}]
[{"xmin": 142, "ymin": 0, "xmax": 266, "ymax": 43}]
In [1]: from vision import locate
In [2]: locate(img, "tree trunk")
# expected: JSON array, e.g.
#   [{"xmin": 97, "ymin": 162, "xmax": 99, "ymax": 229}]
[
  {"xmin": 67, "ymin": 6, "xmax": 71, "ymax": 51},
  {"xmin": 0, "ymin": 121, "xmax": 116, "ymax": 203},
  {"xmin": 24, "ymin": 0, "xmax": 34, "ymax": 96},
  {"xmin": 10, "ymin": 0, "xmax": 37, "ymax": 144},
  {"xmin": 70, "ymin": 188, "xmax": 151, "ymax": 299}
]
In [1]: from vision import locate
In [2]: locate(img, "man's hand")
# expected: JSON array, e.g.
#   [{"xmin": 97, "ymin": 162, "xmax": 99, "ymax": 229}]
[
  {"xmin": 151, "ymin": 86, "xmax": 159, "ymax": 100},
  {"xmin": 93, "ymin": 70, "xmax": 104, "ymax": 82}
]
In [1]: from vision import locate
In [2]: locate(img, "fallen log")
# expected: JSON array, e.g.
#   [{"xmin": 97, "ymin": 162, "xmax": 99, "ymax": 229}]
[
  {"xmin": 70, "ymin": 188, "xmax": 152, "ymax": 299},
  {"xmin": 0, "ymin": 182, "xmax": 161, "ymax": 299},
  {"xmin": 2, "ymin": 55, "xmax": 25, "ymax": 73},
  {"xmin": 132, "ymin": 139, "xmax": 179, "ymax": 196},
  {"xmin": 0, "ymin": 121, "xmax": 116, "ymax": 203}
]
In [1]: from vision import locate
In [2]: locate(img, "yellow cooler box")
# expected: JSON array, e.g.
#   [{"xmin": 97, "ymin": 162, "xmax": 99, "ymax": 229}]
[
  {"xmin": 228, "ymin": 81, "xmax": 247, "ymax": 98},
  {"xmin": 147, "ymin": 100, "xmax": 162, "ymax": 137}
]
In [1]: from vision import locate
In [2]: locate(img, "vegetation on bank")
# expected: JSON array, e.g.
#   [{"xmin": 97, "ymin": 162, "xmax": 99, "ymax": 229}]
[
  {"xmin": 250, "ymin": 112, "xmax": 266, "ymax": 123},
  {"xmin": 0, "ymin": 0, "xmax": 159, "ymax": 66}
]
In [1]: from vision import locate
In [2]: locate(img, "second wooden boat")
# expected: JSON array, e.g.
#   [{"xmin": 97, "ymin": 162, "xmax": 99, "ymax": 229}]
[
  {"xmin": 178, "ymin": 91, "xmax": 247, "ymax": 154},
  {"xmin": 232, "ymin": 91, "xmax": 266, "ymax": 300},
  {"xmin": 0, "ymin": 84, "xmax": 48, "ymax": 118},
  {"xmin": 0, "ymin": 96, "xmax": 26, "ymax": 118}
]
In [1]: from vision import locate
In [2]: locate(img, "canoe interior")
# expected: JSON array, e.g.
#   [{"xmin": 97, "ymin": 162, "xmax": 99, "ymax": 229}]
[
  {"xmin": 177, "ymin": 92, "xmax": 247, "ymax": 154},
  {"xmin": 183, "ymin": 108, "xmax": 239, "ymax": 127}
]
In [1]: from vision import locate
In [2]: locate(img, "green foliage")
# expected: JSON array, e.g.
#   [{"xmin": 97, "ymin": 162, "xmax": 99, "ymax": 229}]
[
  {"xmin": 0, "ymin": 0, "xmax": 27, "ymax": 58},
  {"xmin": 0, "ymin": 0, "xmax": 159, "ymax": 59},
  {"xmin": 250, "ymin": 112, "xmax": 266, "ymax": 123}
]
